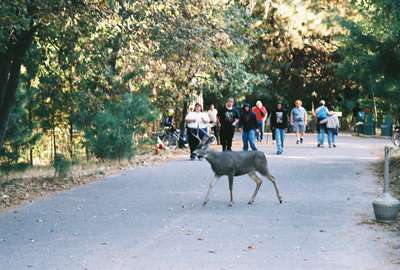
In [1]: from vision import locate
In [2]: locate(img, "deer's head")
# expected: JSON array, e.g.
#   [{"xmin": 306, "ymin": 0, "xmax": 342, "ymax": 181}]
[{"xmin": 193, "ymin": 134, "xmax": 215, "ymax": 158}]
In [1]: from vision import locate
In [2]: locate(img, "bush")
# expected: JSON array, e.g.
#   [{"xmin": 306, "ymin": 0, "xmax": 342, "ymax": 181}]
[
  {"xmin": 83, "ymin": 92, "xmax": 159, "ymax": 160},
  {"xmin": 53, "ymin": 154, "xmax": 71, "ymax": 178}
]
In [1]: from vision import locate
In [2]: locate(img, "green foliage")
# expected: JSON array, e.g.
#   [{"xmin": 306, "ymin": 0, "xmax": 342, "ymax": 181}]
[
  {"xmin": 83, "ymin": 92, "xmax": 159, "ymax": 160},
  {"xmin": 336, "ymin": 0, "xmax": 400, "ymax": 122},
  {"xmin": 0, "ymin": 85, "xmax": 41, "ymax": 172},
  {"xmin": 4, "ymin": 0, "xmax": 399, "ymax": 171}
]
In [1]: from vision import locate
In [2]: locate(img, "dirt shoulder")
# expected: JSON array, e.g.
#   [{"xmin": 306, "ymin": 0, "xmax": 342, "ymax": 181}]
[{"xmin": 0, "ymin": 148, "xmax": 188, "ymax": 212}]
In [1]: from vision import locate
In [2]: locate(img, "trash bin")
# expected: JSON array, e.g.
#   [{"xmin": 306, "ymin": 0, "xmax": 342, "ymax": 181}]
[
  {"xmin": 381, "ymin": 114, "xmax": 393, "ymax": 137},
  {"xmin": 363, "ymin": 113, "xmax": 376, "ymax": 135},
  {"xmin": 356, "ymin": 111, "xmax": 365, "ymax": 134}
]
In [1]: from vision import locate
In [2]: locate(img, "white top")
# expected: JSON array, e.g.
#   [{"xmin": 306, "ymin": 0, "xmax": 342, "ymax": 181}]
[
  {"xmin": 185, "ymin": 112, "xmax": 210, "ymax": 129},
  {"xmin": 327, "ymin": 113, "xmax": 340, "ymax": 129},
  {"xmin": 207, "ymin": 109, "xmax": 218, "ymax": 127}
]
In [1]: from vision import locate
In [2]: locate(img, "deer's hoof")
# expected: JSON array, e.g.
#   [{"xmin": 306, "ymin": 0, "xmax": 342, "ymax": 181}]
[
  {"xmin": 228, "ymin": 202, "xmax": 234, "ymax": 207},
  {"xmin": 248, "ymin": 201, "xmax": 254, "ymax": 205},
  {"xmin": 279, "ymin": 199, "xmax": 283, "ymax": 204},
  {"xmin": 202, "ymin": 201, "xmax": 208, "ymax": 206}
]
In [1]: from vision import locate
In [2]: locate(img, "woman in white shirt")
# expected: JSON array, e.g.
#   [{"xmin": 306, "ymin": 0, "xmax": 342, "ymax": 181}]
[
  {"xmin": 185, "ymin": 103, "xmax": 210, "ymax": 160},
  {"xmin": 326, "ymin": 104, "xmax": 340, "ymax": 148}
]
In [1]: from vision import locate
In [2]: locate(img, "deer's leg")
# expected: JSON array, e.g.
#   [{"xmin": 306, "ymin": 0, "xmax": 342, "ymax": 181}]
[
  {"xmin": 203, "ymin": 175, "xmax": 220, "ymax": 206},
  {"xmin": 248, "ymin": 172, "xmax": 263, "ymax": 204},
  {"xmin": 265, "ymin": 172, "xmax": 282, "ymax": 203},
  {"xmin": 228, "ymin": 175, "xmax": 234, "ymax": 207}
]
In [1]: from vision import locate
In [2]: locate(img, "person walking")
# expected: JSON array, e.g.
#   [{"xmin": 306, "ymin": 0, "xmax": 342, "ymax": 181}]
[
  {"xmin": 218, "ymin": 98, "xmax": 240, "ymax": 151},
  {"xmin": 314, "ymin": 100, "xmax": 329, "ymax": 147},
  {"xmin": 252, "ymin": 100, "xmax": 268, "ymax": 142},
  {"xmin": 270, "ymin": 102, "xmax": 288, "ymax": 155},
  {"xmin": 207, "ymin": 104, "xmax": 219, "ymax": 144},
  {"xmin": 185, "ymin": 103, "xmax": 210, "ymax": 160},
  {"xmin": 290, "ymin": 100, "xmax": 307, "ymax": 144},
  {"xmin": 327, "ymin": 104, "xmax": 340, "ymax": 148},
  {"xmin": 239, "ymin": 103, "xmax": 258, "ymax": 151}
]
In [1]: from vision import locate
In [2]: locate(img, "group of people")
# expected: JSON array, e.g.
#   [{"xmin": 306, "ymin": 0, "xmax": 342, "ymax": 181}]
[
  {"xmin": 183, "ymin": 98, "xmax": 340, "ymax": 159},
  {"xmin": 270, "ymin": 99, "xmax": 340, "ymax": 154}
]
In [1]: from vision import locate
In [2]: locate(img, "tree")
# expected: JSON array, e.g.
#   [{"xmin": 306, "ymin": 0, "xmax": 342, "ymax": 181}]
[
  {"xmin": 336, "ymin": 0, "xmax": 400, "ymax": 121},
  {"xmin": 0, "ymin": 0, "xmax": 110, "ymax": 148}
]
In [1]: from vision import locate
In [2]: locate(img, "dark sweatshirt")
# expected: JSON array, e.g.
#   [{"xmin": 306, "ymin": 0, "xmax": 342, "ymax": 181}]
[
  {"xmin": 270, "ymin": 109, "xmax": 288, "ymax": 129},
  {"xmin": 239, "ymin": 106, "xmax": 258, "ymax": 132}
]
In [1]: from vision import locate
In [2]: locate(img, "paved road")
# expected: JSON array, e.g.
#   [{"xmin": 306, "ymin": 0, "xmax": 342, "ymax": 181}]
[{"xmin": 1, "ymin": 134, "xmax": 399, "ymax": 270}]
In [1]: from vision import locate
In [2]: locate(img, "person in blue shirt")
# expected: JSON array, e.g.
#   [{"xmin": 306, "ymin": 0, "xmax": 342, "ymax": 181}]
[
  {"xmin": 290, "ymin": 100, "xmax": 308, "ymax": 144},
  {"xmin": 314, "ymin": 100, "xmax": 329, "ymax": 147}
]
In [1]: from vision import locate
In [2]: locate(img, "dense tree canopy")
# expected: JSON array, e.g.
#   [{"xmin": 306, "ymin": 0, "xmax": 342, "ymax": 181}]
[{"xmin": 0, "ymin": 0, "xmax": 399, "ymax": 171}]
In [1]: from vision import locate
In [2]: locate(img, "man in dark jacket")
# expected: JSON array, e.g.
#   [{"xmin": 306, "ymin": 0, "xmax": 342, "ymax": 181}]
[
  {"xmin": 218, "ymin": 98, "xmax": 240, "ymax": 151},
  {"xmin": 270, "ymin": 102, "xmax": 288, "ymax": 155},
  {"xmin": 239, "ymin": 103, "xmax": 258, "ymax": 151}
]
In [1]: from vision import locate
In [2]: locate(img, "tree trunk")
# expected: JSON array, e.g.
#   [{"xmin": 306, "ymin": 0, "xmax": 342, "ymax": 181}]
[
  {"xmin": 0, "ymin": 30, "xmax": 34, "ymax": 148},
  {"xmin": 180, "ymin": 99, "xmax": 188, "ymax": 132},
  {"xmin": 27, "ymin": 80, "xmax": 34, "ymax": 166},
  {"xmin": 52, "ymin": 114, "xmax": 57, "ymax": 161},
  {"xmin": 69, "ymin": 117, "xmax": 74, "ymax": 159}
]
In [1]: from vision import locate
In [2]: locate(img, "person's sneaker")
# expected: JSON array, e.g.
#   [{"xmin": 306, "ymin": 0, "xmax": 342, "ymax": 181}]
[
  {"xmin": 276, "ymin": 151, "xmax": 282, "ymax": 155},
  {"xmin": 300, "ymin": 138, "xmax": 303, "ymax": 144},
  {"xmin": 329, "ymin": 145, "xmax": 332, "ymax": 148},
  {"xmin": 272, "ymin": 140, "xmax": 275, "ymax": 144},
  {"xmin": 333, "ymin": 144, "xmax": 336, "ymax": 148},
  {"xmin": 296, "ymin": 139, "xmax": 300, "ymax": 144},
  {"xmin": 317, "ymin": 144, "xmax": 321, "ymax": 148},
  {"xmin": 190, "ymin": 157, "xmax": 196, "ymax": 160}
]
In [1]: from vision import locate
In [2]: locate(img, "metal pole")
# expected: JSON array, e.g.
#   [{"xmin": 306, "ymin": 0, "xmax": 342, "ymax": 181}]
[
  {"xmin": 372, "ymin": 145, "xmax": 400, "ymax": 223},
  {"xmin": 384, "ymin": 146, "xmax": 389, "ymax": 193}
]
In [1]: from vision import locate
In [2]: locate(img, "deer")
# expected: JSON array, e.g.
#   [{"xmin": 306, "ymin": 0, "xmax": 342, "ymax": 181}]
[{"xmin": 192, "ymin": 134, "xmax": 282, "ymax": 207}]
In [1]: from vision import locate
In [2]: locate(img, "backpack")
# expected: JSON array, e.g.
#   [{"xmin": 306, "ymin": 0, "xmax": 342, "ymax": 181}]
[{"xmin": 316, "ymin": 106, "xmax": 328, "ymax": 119}]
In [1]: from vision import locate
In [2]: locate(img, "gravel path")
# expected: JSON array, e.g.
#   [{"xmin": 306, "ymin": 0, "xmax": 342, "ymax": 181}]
[{"xmin": 0, "ymin": 134, "xmax": 398, "ymax": 270}]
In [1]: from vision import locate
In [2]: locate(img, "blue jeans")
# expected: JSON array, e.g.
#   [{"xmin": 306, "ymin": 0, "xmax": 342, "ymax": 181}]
[
  {"xmin": 242, "ymin": 129, "xmax": 257, "ymax": 151},
  {"xmin": 256, "ymin": 120, "xmax": 264, "ymax": 141},
  {"xmin": 318, "ymin": 126, "xmax": 326, "ymax": 145},
  {"xmin": 327, "ymin": 128, "xmax": 337, "ymax": 146},
  {"xmin": 275, "ymin": 128, "xmax": 285, "ymax": 153}
]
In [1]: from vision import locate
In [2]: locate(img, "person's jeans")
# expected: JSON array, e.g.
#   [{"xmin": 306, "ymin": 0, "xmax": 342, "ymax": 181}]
[
  {"xmin": 256, "ymin": 120, "xmax": 264, "ymax": 141},
  {"xmin": 274, "ymin": 128, "xmax": 285, "ymax": 153},
  {"xmin": 242, "ymin": 129, "xmax": 257, "ymax": 151},
  {"xmin": 327, "ymin": 128, "xmax": 337, "ymax": 146},
  {"xmin": 318, "ymin": 125, "xmax": 326, "ymax": 145}
]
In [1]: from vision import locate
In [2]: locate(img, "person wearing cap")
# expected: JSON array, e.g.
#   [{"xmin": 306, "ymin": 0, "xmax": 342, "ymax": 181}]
[
  {"xmin": 217, "ymin": 98, "xmax": 240, "ymax": 151},
  {"xmin": 270, "ymin": 102, "xmax": 288, "ymax": 155},
  {"xmin": 290, "ymin": 100, "xmax": 307, "ymax": 144},
  {"xmin": 185, "ymin": 103, "xmax": 210, "ymax": 160},
  {"xmin": 252, "ymin": 100, "xmax": 268, "ymax": 142},
  {"xmin": 314, "ymin": 100, "xmax": 329, "ymax": 147},
  {"xmin": 239, "ymin": 103, "xmax": 258, "ymax": 151}
]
